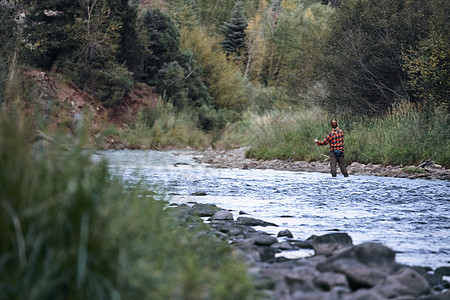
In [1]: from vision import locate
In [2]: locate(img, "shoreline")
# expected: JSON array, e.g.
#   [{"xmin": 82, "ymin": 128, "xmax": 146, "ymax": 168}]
[
  {"xmin": 169, "ymin": 202, "xmax": 450, "ymax": 300},
  {"xmin": 193, "ymin": 147, "xmax": 450, "ymax": 181}
]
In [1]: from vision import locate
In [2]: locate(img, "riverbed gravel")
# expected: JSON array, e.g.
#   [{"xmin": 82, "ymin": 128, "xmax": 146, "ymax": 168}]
[{"xmin": 194, "ymin": 147, "xmax": 450, "ymax": 181}]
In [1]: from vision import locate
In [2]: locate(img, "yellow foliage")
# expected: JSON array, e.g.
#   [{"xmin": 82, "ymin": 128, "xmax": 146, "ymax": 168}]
[
  {"xmin": 180, "ymin": 26, "xmax": 247, "ymax": 111},
  {"xmin": 304, "ymin": 8, "xmax": 314, "ymax": 20},
  {"xmin": 282, "ymin": 0, "xmax": 297, "ymax": 12}
]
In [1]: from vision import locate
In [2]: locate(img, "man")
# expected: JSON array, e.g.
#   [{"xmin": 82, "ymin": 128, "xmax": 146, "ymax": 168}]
[{"xmin": 314, "ymin": 120, "xmax": 349, "ymax": 177}]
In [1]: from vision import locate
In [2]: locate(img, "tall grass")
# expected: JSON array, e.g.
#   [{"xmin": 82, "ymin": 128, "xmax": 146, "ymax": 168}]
[
  {"xmin": 237, "ymin": 107, "xmax": 331, "ymax": 161},
  {"xmin": 106, "ymin": 102, "xmax": 211, "ymax": 149},
  {"xmin": 346, "ymin": 104, "xmax": 449, "ymax": 167},
  {"xmin": 240, "ymin": 105, "xmax": 449, "ymax": 167},
  {"xmin": 0, "ymin": 111, "xmax": 256, "ymax": 299}
]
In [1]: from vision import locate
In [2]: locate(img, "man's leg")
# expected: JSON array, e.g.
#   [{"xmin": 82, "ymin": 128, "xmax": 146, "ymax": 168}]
[
  {"xmin": 337, "ymin": 154, "xmax": 349, "ymax": 177},
  {"xmin": 330, "ymin": 152, "xmax": 337, "ymax": 177}
]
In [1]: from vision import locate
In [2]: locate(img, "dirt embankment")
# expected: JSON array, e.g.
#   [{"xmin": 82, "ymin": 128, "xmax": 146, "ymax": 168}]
[{"xmin": 21, "ymin": 69, "xmax": 158, "ymax": 148}]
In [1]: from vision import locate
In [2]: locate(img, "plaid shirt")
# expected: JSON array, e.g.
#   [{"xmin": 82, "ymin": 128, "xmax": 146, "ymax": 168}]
[{"xmin": 317, "ymin": 128, "xmax": 345, "ymax": 152}]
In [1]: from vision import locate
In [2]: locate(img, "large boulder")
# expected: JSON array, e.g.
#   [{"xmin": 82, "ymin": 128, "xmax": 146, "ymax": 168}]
[
  {"xmin": 277, "ymin": 229, "xmax": 294, "ymax": 238},
  {"xmin": 188, "ymin": 203, "xmax": 221, "ymax": 217},
  {"xmin": 210, "ymin": 209, "xmax": 233, "ymax": 221},
  {"xmin": 318, "ymin": 243, "xmax": 398, "ymax": 289},
  {"xmin": 313, "ymin": 272, "xmax": 349, "ymax": 291},
  {"xmin": 374, "ymin": 267, "xmax": 430, "ymax": 298},
  {"xmin": 309, "ymin": 232, "xmax": 353, "ymax": 255}
]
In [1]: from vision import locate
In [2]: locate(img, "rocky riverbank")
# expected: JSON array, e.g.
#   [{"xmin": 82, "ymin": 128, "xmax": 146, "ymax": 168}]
[
  {"xmin": 168, "ymin": 202, "xmax": 450, "ymax": 300},
  {"xmin": 194, "ymin": 147, "xmax": 450, "ymax": 181}
]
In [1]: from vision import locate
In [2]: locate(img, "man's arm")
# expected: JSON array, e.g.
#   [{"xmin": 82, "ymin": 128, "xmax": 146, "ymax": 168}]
[{"xmin": 315, "ymin": 133, "xmax": 332, "ymax": 145}]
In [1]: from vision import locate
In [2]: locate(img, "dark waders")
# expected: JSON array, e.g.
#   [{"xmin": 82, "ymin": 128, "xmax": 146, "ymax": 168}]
[{"xmin": 330, "ymin": 151, "xmax": 349, "ymax": 177}]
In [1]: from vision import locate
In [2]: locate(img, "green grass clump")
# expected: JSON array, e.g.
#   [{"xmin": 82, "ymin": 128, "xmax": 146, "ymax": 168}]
[
  {"xmin": 122, "ymin": 102, "xmax": 211, "ymax": 149},
  {"xmin": 241, "ymin": 108, "xmax": 331, "ymax": 161},
  {"xmin": 0, "ymin": 111, "xmax": 255, "ymax": 299},
  {"xmin": 345, "ymin": 105, "xmax": 449, "ymax": 167},
  {"xmin": 402, "ymin": 166, "xmax": 425, "ymax": 174}
]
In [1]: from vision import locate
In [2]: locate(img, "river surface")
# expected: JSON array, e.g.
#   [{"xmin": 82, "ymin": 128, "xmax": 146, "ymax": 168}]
[{"xmin": 100, "ymin": 150, "xmax": 450, "ymax": 270}]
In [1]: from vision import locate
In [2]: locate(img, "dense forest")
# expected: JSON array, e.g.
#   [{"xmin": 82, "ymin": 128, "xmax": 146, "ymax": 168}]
[{"xmin": 1, "ymin": 0, "xmax": 449, "ymax": 165}]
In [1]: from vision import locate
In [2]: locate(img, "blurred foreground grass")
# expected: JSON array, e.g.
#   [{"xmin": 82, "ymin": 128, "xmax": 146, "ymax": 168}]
[{"xmin": 0, "ymin": 111, "xmax": 255, "ymax": 299}]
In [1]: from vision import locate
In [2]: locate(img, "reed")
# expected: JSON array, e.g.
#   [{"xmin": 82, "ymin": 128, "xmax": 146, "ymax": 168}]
[{"xmin": 0, "ymin": 111, "xmax": 255, "ymax": 299}]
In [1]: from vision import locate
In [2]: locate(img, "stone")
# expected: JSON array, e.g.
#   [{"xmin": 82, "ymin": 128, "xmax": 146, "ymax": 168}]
[
  {"xmin": 237, "ymin": 216, "xmax": 278, "ymax": 227},
  {"xmin": 188, "ymin": 203, "xmax": 221, "ymax": 217},
  {"xmin": 435, "ymin": 266, "xmax": 450, "ymax": 276},
  {"xmin": 313, "ymin": 272, "xmax": 349, "ymax": 291},
  {"xmin": 310, "ymin": 232, "xmax": 353, "ymax": 255},
  {"xmin": 277, "ymin": 229, "xmax": 294, "ymax": 238},
  {"xmin": 328, "ymin": 242, "xmax": 396, "ymax": 267},
  {"xmin": 210, "ymin": 209, "xmax": 233, "ymax": 220},
  {"xmin": 191, "ymin": 191, "xmax": 207, "ymax": 196},
  {"xmin": 254, "ymin": 235, "xmax": 278, "ymax": 246},
  {"xmin": 317, "ymin": 243, "xmax": 398, "ymax": 289},
  {"xmin": 271, "ymin": 241, "xmax": 294, "ymax": 250},
  {"xmin": 330, "ymin": 258, "xmax": 388, "ymax": 289},
  {"xmin": 282, "ymin": 266, "xmax": 321, "ymax": 295},
  {"xmin": 345, "ymin": 289, "xmax": 387, "ymax": 300},
  {"xmin": 374, "ymin": 267, "xmax": 430, "ymax": 299}
]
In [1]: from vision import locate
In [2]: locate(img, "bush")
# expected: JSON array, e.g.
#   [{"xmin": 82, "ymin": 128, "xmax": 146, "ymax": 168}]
[{"xmin": 91, "ymin": 65, "xmax": 134, "ymax": 108}]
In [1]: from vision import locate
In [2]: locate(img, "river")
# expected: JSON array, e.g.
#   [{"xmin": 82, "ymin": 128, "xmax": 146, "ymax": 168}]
[{"xmin": 100, "ymin": 150, "xmax": 450, "ymax": 270}]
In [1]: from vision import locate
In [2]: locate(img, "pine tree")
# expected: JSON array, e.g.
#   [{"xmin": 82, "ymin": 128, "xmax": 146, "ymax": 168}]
[
  {"xmin": 140, "ymin": 8, "xmax": 180, "ymax": 85},
  {"xmin": 220, "ymin": 1, "xmax": 248, "ymax": 59}
]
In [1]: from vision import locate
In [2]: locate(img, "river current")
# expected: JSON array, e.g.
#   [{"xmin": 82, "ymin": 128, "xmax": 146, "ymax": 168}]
[{"xmin": 100, "ymin": 150, "xmax": 450, "ymax": 270}]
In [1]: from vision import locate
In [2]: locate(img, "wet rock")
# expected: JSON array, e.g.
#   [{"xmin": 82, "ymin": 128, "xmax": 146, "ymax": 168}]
[
  {"xmin": 374, "ymin": 267, "xmax": 430, "ymax": 298},
  {"xmin": 210, "ymin": 209, "xmax": 233, "ymax": 220},
  {"xmin": 188, "ymin": 203, "xmax": 221, "ymax": 217},
  {"xmin": 237, "ymin": 216, "xmax": 278, "ymax": 227},
  {"xmin": 278, "ymin": 229, "xmax": 294, "ymax": 238},
  {"xmin": 191, "ymin": 191, "xmax": 207, "ymax": 196},
  {"xmin": 310, "ymin": 232, "xmax": 353, "ymax": 255},
  {"xmin": 435, "ymin": 266, "xmax": 450, "ymax": 276}
]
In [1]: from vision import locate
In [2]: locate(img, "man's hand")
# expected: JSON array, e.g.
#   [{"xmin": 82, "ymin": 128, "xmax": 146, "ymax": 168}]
[{"xmin": 314, "ymin": 139, "xmax": 319, "ymax": 144}]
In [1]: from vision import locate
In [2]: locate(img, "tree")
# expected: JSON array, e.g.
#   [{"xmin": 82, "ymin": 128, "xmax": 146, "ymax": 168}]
[
  {"xmin": 321, "ymin": 0, "xmax": 440, "ymax": 114},
  {"xmin": 243, "ymin": 0, "xmax": 271, "ymax": 80},
  {"xmin": 220, "ymin": 1, "xmax": 248, "ymax": 62},
  {"xmin": 256, "ymin": 2, "xmax": 332, "ymax": 103},
  {"xmin": 139, "ymin": 8, "xmax": 180, "ymax": 85},
  {"xmin": 180, "ymin": 25, "xmax": 247, "ymax": 112},
  {"xmin": 22, "ymin": 0, "xmax": 80, "ymax": 69},
  {"xmin": 108, "ymin": 0, "xmax": 143, "ymax": 75},
  {"xmin": 23, "ymin": 0, "xmax": 134, "ymax": 108}
]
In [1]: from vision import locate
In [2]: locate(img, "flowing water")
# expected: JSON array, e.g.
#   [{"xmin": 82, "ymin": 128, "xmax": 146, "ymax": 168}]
[{"xmin": 101, "ymin": 150, "xmax": 450, "ymax": 270}]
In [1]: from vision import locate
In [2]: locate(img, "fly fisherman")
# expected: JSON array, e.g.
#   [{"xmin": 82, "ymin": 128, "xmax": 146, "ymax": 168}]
[{"xmin": 314, "ymin": 120, "xmax": 349, "ymax": 177}]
